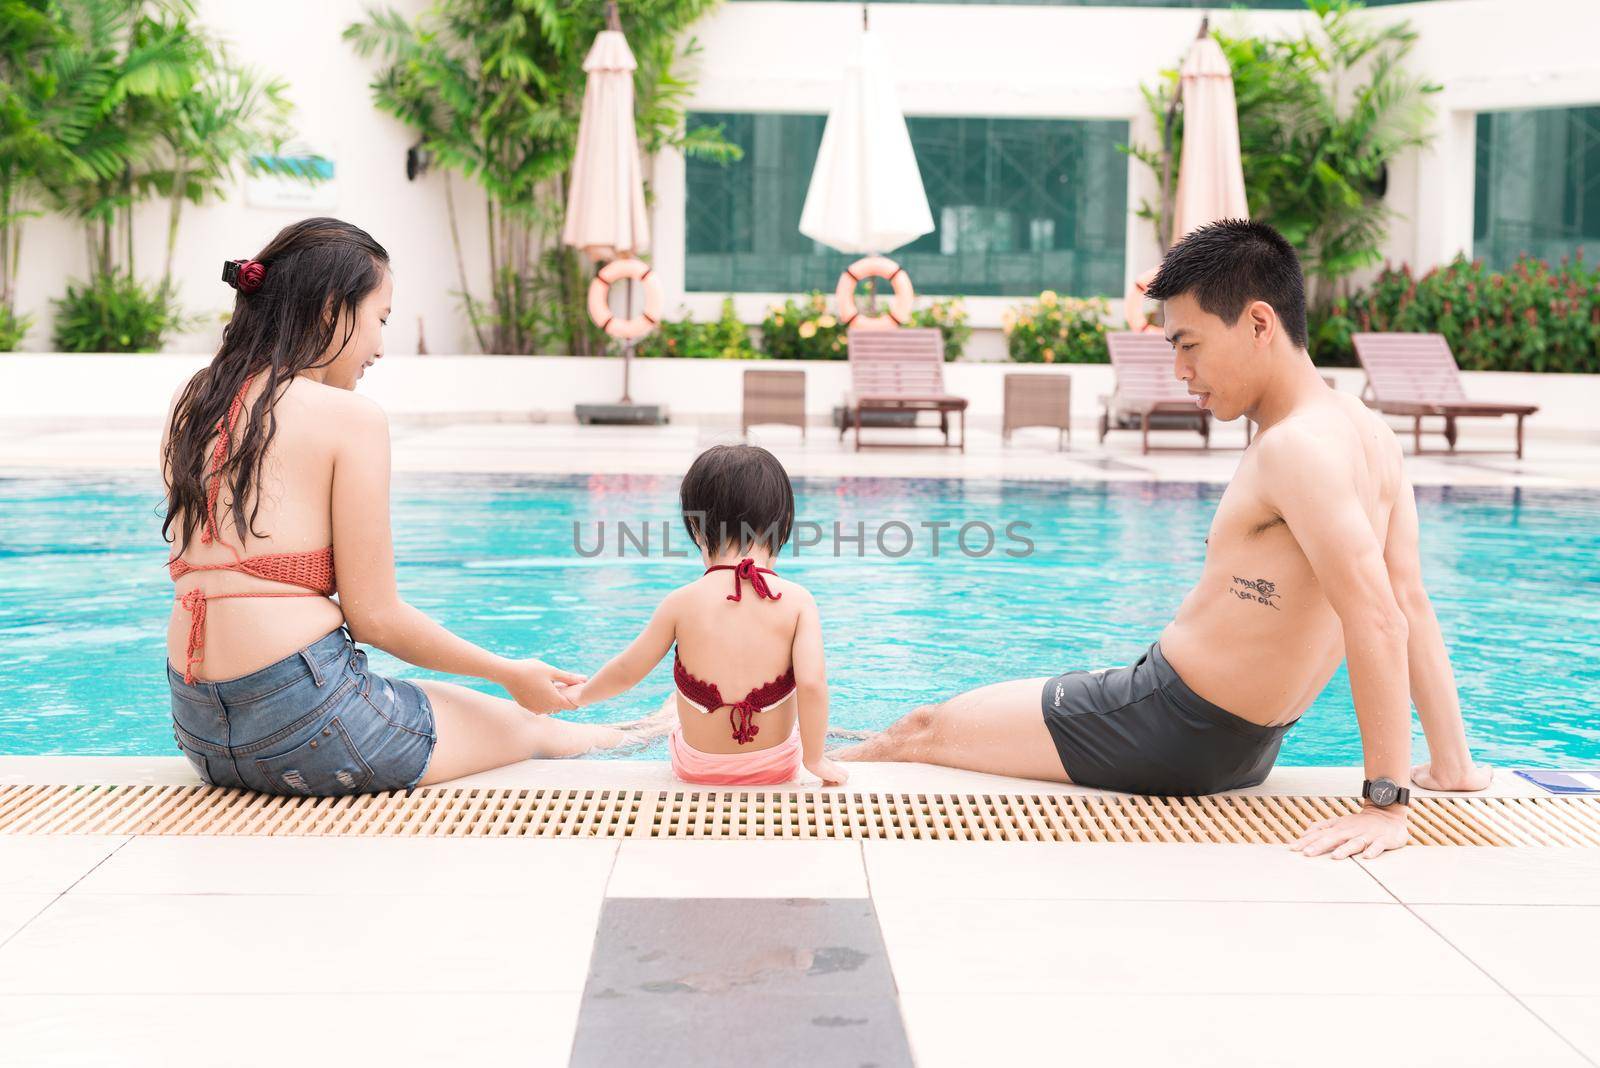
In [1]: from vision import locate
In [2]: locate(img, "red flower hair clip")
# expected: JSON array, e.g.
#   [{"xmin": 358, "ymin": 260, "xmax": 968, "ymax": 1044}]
[{"xmin": 221, "ymin": 258, "xmax": 266, "ymax": 295}]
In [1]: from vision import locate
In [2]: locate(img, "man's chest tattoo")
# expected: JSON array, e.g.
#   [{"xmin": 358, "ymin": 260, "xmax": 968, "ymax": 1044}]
[{"xmin": 1230, "ymin": 576, "xmax": 1282, "ymax": 610}]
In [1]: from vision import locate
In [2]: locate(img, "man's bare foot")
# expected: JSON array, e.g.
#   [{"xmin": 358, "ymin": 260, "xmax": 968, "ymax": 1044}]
[
  {"xmin": 826, "ymin": 727, "xmax": 875, "ymax": 761},
  {"xmin": 833, "ymin": 730, "xmax": 898, "ymax": 762}
]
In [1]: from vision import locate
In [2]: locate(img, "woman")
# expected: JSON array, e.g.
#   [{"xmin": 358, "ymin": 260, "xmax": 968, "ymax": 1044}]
[{"xmin": 162, "ymin": 217, "xmax": 637, "ymax": 795}]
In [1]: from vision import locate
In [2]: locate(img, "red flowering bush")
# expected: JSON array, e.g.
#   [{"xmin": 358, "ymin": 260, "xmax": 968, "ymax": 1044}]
[{"xmin": 1313, "ymin": 253, "xmax": 1600, "ymax": 373}]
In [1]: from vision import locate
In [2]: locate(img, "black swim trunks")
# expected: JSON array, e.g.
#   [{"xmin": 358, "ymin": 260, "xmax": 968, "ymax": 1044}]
[{"xmin": 1040, "ymin": 642, "xmax": 1296, "ymax": 796}]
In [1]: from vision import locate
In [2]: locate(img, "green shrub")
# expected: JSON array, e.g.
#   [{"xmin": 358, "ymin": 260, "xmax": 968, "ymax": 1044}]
[
  {"xmin": 907, "ymin": 297, "xmax": 971, "ymax": 361},
  {"xmin": 51, "ymin": 273, "xmax": 181, "ymax": 353},
  {"xmin": 758, "ymin": 292, "xmax": 848, "ymax": 360},
  {"xmin": 636, "ymin": 296, "xmax": 761, "ymax": 359},
  {"xmin": 758, "ymin": 291, "xmax": 972, "ymax": 360},
  {"xmin": 0, "ymin": 307, "xmax": 30, "ymax": 352},
  {"xmin": 1004, "ymin": 291, "xmax": 1110, "ymax": 363},
  {"xmin": 1313, "ymin": 254, "xmax": 1600, "ymax": 373}
]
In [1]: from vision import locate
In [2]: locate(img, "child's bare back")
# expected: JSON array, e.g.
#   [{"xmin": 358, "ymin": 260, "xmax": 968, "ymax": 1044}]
[{"xmin": 669, "ymin": 563, "xmax": 805, "ymax": 755}]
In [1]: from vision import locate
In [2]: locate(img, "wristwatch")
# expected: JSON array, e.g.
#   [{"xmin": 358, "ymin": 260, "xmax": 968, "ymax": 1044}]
[{"xmin": 1362, "ymin": 777, "xmax": 1411, "ymax": 808}]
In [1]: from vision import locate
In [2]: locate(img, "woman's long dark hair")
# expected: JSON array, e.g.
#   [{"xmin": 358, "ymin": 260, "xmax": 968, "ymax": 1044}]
[{"xmin": 162, "ymin": 218, "xmax": 389, "ymax": 549}]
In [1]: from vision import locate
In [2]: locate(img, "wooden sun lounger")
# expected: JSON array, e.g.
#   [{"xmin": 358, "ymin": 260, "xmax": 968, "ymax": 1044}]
[
  {"xmin": 1353, "ymin": 333, "xmax": 1539, "ymax": 459},
  {"xmin": 840, "ymin": 328, "xmax": 968, "ymax": 451},
  {"xmin": 1102, "ymin": 332, "xmax": 1254, "ymax": 454}
]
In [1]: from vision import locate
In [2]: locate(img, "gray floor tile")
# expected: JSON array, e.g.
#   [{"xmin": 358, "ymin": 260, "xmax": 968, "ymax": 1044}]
[
  {"xmin": 583, "ymin": 898, "xmax": 893, "ymax": 998},
  {"xmin": 574, "ymin": 994, "xmax": 909, "ymax": 1068},
  {"xmin": 572, "ymin": 898, "xmax": 911, "ymax": 1067}
]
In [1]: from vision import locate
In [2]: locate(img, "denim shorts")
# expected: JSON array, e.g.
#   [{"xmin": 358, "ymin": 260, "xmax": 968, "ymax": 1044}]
[{"xmin": 168, "ymin": 627, "xmax": 437, "ymax": 796}]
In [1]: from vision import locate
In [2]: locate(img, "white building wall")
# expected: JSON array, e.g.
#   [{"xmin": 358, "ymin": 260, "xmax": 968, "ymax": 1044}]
[{"xmin": 5, "ymin": 0, "xmax": 1597, "ymax": 356}]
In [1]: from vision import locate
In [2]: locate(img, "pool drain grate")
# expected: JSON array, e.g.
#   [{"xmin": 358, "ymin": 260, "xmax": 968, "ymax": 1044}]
[{"xmin": 2, "ymin": 785, "xmax": 1599, "ymax": 845}]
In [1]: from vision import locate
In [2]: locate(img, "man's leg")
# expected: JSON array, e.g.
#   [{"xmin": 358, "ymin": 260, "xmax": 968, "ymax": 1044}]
[{"xmin": 834, "ymin": 677, "xmax": 1070, "ymax": 783}]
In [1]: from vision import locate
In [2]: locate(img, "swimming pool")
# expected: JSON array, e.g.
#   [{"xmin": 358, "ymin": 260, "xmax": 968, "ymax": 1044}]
[{"xmin": 2, "ymin": 471, "xmax": 1596, "ymax": 767}]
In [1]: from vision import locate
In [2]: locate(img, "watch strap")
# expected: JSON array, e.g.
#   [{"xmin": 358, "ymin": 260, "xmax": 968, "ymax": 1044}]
[{"xmin": 1362, "ymin": 779, "xmax": 1411, "ymax": 807}]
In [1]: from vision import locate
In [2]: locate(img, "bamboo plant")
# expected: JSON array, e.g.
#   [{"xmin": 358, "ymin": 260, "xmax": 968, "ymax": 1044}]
[
  {"xmin": 345, "ymin": 0, "xmax": 739, "ymax": 356},
  {"xmin": 1127, "ymin": 0, "xmax": 1440, "ymax": 309}
]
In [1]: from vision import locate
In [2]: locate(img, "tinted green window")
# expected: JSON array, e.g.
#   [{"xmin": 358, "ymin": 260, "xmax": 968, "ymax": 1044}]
[
  {"xmin": 1474, "ymin": 105, "xmax": 1600, "ymax": 270},
  {"xmin": 685, "ymin": 113, "xmax": 1129, "ymax": 297}
]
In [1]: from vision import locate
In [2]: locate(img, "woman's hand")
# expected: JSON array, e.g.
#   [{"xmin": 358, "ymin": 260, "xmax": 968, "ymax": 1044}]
[
  {"xmin": 497, "ymin": 659, "xmax": 586, "ymax": 714},
  {"xmin": 805, "ymin": 756, "xmax": 849, "ymax": 787},
  {"xmin": 1412, "ymin": 760, "xmax": 1493, "ymax": 792}
]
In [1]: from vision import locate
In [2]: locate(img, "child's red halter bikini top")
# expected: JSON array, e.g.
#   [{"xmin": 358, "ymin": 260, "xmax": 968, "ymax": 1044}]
[
  {"xmin": 673, "ymin": 559, "xmax": 797, "ymax": 745},
  {"xmin": 167, "ymin": 374, "xmax": 336, "ymax": 685}
]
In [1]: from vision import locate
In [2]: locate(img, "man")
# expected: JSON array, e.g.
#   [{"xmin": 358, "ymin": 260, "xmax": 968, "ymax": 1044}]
[{"xmin": 839, "ymin": 220, "xmax": 1491, "ymax": 859}]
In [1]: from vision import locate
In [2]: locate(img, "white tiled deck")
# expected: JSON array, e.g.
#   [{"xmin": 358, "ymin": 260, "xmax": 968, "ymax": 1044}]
[
  {"xmin": 1, "ymin": 834, "xmax": 1597, "ymax": 1066},
  {"xmin": 1, "ymin": 760, "xmax": 1597, "ymax": 1067},
  {"xmin": 3, "ymin": 411, "xmax": 1598, "ymax": 489}
]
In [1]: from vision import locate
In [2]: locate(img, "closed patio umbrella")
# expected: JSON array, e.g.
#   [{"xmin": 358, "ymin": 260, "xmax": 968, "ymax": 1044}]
[
  {"xmin": 799, "ymin": 7, "xmax": 933, "ymax": 260},
  {"xmin": 1168, "ymin": 30, "xmax": 1248, "ymax": 242},
  {"xmin": 1125, "ymin": 18, "xmax": 1250, "ymax": 330},
  {"xmin": 565, "ymin": 2, "xmax": 659, "ymax": 422},
  {"xmin": 563, "ymin": 6, "xmax": 649, "ymax": 261}
]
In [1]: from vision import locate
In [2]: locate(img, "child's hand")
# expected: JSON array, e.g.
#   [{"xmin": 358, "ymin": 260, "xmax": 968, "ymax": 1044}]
[
  {"xmin": 557, "ymin": 681, "xmax": 587, "ymax": 708},
  {"xmin": 498, "ymin": 659, "xmax": 585, "ymax": 714},
  {"xmin": 805, "ymin": 756, "xmax": 849, "ymax": 787}
]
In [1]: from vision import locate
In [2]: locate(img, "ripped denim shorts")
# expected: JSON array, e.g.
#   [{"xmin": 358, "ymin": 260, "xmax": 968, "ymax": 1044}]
[{"xmin": 168, "ymin": 627, "xmax": 436, "ymax": 796}]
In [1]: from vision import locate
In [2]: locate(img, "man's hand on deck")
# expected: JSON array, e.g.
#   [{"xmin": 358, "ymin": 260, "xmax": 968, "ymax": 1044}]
[
  {"xmin": 1412, "ymin": 760, "xmax": 1493, "ymax": 792},
  {"xmin": 1291, "ymin": 806, "xmax": 1409, "ymax": 860}
]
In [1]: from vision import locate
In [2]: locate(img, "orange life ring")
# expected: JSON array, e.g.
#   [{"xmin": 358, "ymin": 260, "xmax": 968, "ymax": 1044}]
[
  {"xmin": 587, "ymin": 257, "xmax": 664, "ymax": 340},
  {"xmin": 1123, "ymin": 265, "xmax": 1164, "ymax": 334},
  {"xmin": 836, "ymin": 255, "xmax": 914, "ymax": 330}
]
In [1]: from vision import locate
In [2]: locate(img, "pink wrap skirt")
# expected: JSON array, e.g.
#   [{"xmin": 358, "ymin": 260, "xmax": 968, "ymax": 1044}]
[{"xmin": 668, "ymin": 724, "xmax": 802, "ymax": 786}]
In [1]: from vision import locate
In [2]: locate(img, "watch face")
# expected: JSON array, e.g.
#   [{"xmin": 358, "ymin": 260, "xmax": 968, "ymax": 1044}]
[{"xmin": 1370, "ymin": 779, "xmax": 1398, "ymax": 806}]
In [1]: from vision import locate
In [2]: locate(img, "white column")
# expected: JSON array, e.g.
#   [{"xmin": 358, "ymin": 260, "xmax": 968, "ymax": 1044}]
[{"xmin": 651, "ymin": 143, "xmax": 688, "ymax": 315}]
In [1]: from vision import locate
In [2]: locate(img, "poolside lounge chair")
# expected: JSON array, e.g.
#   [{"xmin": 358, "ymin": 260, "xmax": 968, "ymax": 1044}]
[
  {"xmin": 1102, "ymin": 332, "xmax": 1253, "ymax": 453},
  {"xmin": 742, "ymin": 369, "xmax": 806, "ymax": 439},
  {"xmin": 1353, "ymin": 333, "xmax": 1539, "ymax": 459},
  {"xmin": 1003, "ymin": 372, "xmax": 1071, "ymax": 450},
  {"xmin": 840, "ymin": 328, "xmax": 968, "ymax": 451}
]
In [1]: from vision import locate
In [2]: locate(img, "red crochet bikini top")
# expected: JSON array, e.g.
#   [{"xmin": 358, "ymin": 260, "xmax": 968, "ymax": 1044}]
[
  {"xmin": 167, "ymin": 373, "xmax": 336, "ymax": 684},
  {"xmin": 673, "ymin": 559, "xmax": 797, "ymax": 745}
]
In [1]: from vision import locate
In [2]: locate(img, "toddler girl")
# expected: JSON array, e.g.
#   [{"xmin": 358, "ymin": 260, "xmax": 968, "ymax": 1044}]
[{"xmin": 561, "ymin": 445, "xmax": 846, "ymax": 786}]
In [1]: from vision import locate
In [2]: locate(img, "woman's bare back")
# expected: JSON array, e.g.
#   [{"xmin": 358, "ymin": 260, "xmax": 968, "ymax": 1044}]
[{"xmin": 163, "ymin": 375, "xmax": 358, "ymax": 680}]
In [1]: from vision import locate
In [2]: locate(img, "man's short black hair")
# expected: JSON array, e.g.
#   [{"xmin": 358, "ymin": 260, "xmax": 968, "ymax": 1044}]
[
  {"xmin": 1145, "ymin": 219, "xmax": 1308, "ymax": 349},
  {"xmin": 680, "ymin": 444, "xmax": 795, "ymax": 556}
]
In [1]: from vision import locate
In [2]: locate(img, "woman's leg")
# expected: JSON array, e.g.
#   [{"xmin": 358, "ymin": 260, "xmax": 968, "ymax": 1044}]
[
  {"xmin": 636, "ymin": 692, "xmax": 681, "ymax": 739},
  {"xmin": 415, "ymin": 679, "xmax": 655, "ymax": 785},
  {"xmin": 833, "ymin": 676, "xmax": 1070, "ymax": 783}
]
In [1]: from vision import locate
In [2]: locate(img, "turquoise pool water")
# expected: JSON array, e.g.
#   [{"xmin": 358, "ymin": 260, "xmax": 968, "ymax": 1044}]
[{"xmin": 2, "ymin": 472, "xmax": 1597, "ymax": 766}]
